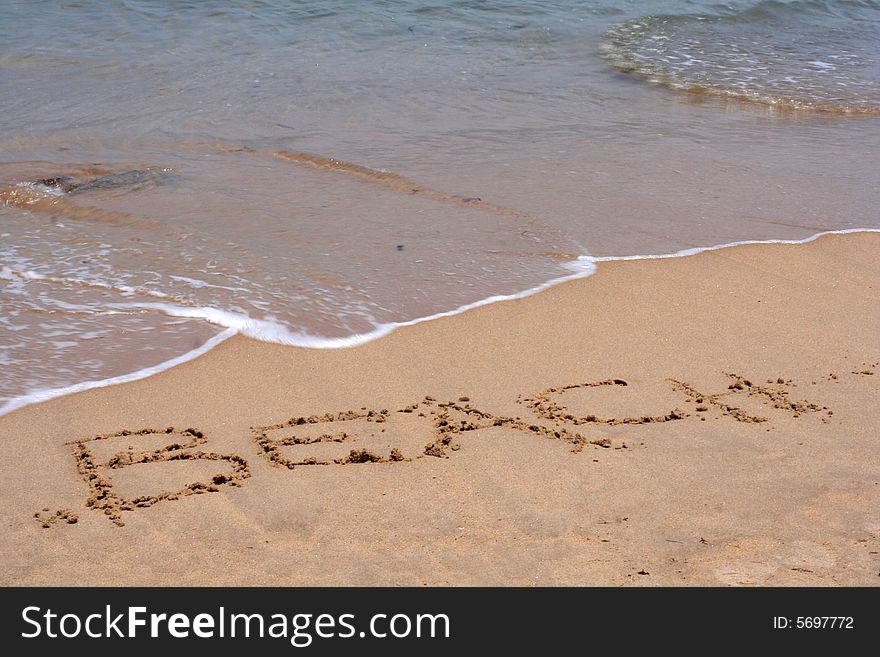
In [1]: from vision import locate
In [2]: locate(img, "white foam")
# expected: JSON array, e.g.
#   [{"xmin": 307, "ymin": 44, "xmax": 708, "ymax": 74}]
[
  {"xmin": 0, "ymin": 265, "xmax": 174, "ymax": 300},
  {"xmin": 592, "ymin": 228, "xmax": 880, "ymax": 262},
  {"xmin": 1, "ymin": 227, "xmax": 877, "ymax": 418},
  {"xmin": 106, "ymin": 254, "xmax": 599, "ymax": 349},
  {"xmin": 14, "ymin": 181, "xmax": 66, "ymax": 197},
  {"xmin": 0, "ymin": 328, "xmax": 236, "ymax": 417}
]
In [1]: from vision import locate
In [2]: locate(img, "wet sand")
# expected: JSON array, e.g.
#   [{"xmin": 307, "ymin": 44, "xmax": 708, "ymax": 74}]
[{"xmin": 1, "ymin": 231, "xmax": 878, "ymax": 586}]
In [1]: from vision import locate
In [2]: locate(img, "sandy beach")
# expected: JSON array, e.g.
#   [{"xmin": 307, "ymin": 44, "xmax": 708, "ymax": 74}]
[{"xmin": 1, "ymin": 231, "xmax": 877, "ymax": 586}]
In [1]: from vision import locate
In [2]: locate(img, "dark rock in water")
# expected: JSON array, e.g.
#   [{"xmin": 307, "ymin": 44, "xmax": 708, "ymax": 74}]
[
  {"xmin": 37, "ymin": 176, "xmax": 74, "ymax": 190},
  {"xmin": 34, "ymin": 169, "xmax": 178, "ymax": 195},
  {"xmin": 67, "ymin": 169, "xmax": 178, "ymax": 194}
]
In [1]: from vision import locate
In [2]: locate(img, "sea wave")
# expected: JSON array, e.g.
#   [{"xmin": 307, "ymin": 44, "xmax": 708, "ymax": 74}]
[
  {"xmin": 601, "ymin": 0, "xmax": 880, "ymax": 114},
  {"xmin": 3, "ymin": 228, "xmax": 877, "ymax": 418}
]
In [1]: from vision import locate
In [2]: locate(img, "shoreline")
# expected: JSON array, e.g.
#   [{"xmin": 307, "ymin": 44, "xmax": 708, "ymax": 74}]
[
  {"xmin": 3, "ymin": 226, "xmax": 877, "ymax": 420},
  {"xmin": 1, "ymin": 230, "xmax": 878, "ymax": 586}
]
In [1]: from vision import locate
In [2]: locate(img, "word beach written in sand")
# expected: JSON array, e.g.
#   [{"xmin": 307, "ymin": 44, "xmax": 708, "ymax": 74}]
[{"xmin": 36, "ymin": 368, "xmax": 861, "ymax": 528}]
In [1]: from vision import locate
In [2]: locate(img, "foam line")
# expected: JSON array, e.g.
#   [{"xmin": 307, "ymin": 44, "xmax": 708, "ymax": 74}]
[
  {"xmin": 109, "ymin": 255, "xmax": 598, "ymax": 349},
  {"xmin": 591, "ymin": 228, "xmax": 880, "ymax": 262},
  {"xmin": 2, "ymin": 227, "xmax": 877, "ymax": 417},
  {"xmin": 0, "ymin": 328, "xmax": 237, "ymax": 417}
]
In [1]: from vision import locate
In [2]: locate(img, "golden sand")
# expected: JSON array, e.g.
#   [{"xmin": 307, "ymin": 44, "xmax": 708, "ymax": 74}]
[{"xmin": 1, "ymin": 231, "xmax": 878, "ymax": 585}]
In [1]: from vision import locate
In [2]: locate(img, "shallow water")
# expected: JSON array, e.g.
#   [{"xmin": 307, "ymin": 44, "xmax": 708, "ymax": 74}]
[{"xmin": 1, "ymin": 0, "xmax": 878, "ymax": 411}]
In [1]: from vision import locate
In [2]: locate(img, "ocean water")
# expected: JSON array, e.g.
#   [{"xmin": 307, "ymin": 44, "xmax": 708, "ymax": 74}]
[{"xmin": 1, "ymin": 0, "xmax": 878, "ymax": 413}]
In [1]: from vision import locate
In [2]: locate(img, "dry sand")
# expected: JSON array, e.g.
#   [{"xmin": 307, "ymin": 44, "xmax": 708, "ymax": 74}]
[{"xmin": 1, "ymin": 231, "xmax": 878, "ymax": 586}]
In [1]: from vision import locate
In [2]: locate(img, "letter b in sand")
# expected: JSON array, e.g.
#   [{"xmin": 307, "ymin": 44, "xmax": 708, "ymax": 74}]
[{"xmin": 67, "ymin": 427, "xmax": 250, "ymax": 526}]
